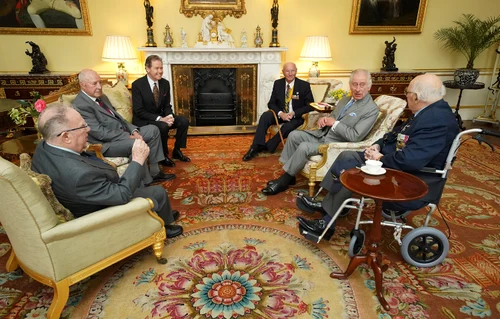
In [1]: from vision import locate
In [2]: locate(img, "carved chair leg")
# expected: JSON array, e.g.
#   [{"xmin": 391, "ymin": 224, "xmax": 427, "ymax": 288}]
[
  {"xmin": 152, "ymin": 231, "xmax": 167, "ymax": 264},
  {"xmin": 6, "ymin": 249, "xmax": 18, "ymax": 272},
  {"xmin": 47, "ymin": 280, "xmax": 70, "ymax": 319}
]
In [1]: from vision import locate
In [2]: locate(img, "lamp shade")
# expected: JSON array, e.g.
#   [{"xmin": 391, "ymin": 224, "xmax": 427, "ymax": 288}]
[
  {"xmin": 102, "ymin": 35, "xmax": 137, "ymax": 62},
  {"xmin": 299, "ymin": 36, "xmax": 332, "ymax": 61}
]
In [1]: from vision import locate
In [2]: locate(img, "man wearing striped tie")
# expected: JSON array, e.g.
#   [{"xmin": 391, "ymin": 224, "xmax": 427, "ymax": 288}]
[
  {"xmin": 262, "ymin": 69, "xmax": 379, "ymax": 195},
  {"xmin": 242, "ymin": 62, "xmax": 314, "ymax": 161}
]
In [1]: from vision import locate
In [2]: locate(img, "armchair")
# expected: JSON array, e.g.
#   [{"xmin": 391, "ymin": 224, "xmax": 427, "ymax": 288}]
[
  {"xmin": 0, "ymin": 155, "xmax": 166, "ymax": 319},
  {"xmin": 300, "ymin": 95, "xmax": 407, "ymax": 196}
]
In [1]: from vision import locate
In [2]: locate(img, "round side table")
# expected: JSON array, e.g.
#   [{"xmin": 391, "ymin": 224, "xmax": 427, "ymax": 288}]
[
  {"xmin": 443, "ymin": 80, "xmax": 485, "ymax": 130},
  {"xmin": 330, "ymin": 168, "xmax": 428, "ymax": 310}
]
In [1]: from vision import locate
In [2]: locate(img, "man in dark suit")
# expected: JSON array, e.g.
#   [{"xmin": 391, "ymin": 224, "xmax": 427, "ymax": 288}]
[
  {"xmin": 296, "ymin": 74, "xmax": 460, "ymax": 240},
  {"xmin": 132, "ymin": 55, "xmax": 190, "ymax": 167},
  {"xmin": 242, "ymin": 62, "xmax": 314, "ymax": 161},
  {"xmin": 32, "ymin": 104, "xmax": 183, "ymax": 238},
  {"xmin": 73, "ymin": 69, "xmax": 174, "ymax": 185}
]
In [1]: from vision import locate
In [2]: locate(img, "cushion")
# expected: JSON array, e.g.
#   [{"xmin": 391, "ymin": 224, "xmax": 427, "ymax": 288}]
[
  {"xmin": 19, "ymin": 153, "xmax": 75, "ymax": 223},
  {"xmin": 59, "ymin": 93, "xmax": 78, "ymax": 105},
  {"xmin": 102, "ymin": 81, "xmax": 133, "ymax": 122}
]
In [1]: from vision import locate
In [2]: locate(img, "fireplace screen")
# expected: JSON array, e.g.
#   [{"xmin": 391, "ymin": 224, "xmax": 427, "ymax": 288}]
[{"xmin": 172, "ymin": 64, "xmax": 257, "ymax": 128}]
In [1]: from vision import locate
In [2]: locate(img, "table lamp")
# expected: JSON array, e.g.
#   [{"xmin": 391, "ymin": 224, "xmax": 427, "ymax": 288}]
[
  {"xmin": 299, "ymin": 36, "xmax": 332, "ymax": 77},
  {"xmin": 102, "ymin": 35, "xmax": 137, "ymax": 85}
]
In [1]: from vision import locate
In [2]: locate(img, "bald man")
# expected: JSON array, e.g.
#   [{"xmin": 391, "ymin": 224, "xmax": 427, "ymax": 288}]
[
  {"xmin": 297, "ymin": 74, "xmax": 460, "ymax": 239},
  {"xmin": 243, "ymin": 62, "xmax": 314, "ymax": 161}
]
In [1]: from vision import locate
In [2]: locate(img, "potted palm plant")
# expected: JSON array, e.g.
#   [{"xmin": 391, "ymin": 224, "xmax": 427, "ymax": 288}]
[{"xmin": 434, "ymin": 14, "xmax": 500, "ymax": 86}]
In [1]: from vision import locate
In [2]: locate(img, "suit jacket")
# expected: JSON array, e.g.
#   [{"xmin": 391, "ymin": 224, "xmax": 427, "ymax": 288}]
[
  {"xmin": 132, "ymin": 75, "xmax": 174, "ymax": 126},
  {"xmin": 73, "ymin": 92, "xmax": 137, "ymax": 149},
  {"xmin": 268, "ymin": 77, "xmax": 314, "ymax": 119},
  {"xmin": 374, "ymin": 99, "xmax": 460, "ymax": 203},
  {"xmin": 307, "ymin": 94, "xmax": 379, "ymax": 143},
  {"xmin": 32, "ymin": 141, "xmax": 144, "ymax": 217}
]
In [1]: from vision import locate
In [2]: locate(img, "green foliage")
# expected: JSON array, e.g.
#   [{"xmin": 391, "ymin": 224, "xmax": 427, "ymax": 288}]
[
  {"xmin": 8, "ymin": 91, "xmax": 44, "ymax": 126},
  {"xmin": 434, "ymin": 14, "xmax": 500, "ymax": 69}
]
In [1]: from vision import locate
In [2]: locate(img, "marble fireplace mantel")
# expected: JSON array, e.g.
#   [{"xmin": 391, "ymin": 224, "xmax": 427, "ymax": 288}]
[{"xmin": 138, "ymin": 47, "xmax": 287, "ymax": 126}]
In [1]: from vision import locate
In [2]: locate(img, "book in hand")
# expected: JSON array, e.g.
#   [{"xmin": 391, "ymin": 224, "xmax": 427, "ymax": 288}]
[{"xmin": 310, "ymin": 102, "xmax": 335, "ymax": 112}]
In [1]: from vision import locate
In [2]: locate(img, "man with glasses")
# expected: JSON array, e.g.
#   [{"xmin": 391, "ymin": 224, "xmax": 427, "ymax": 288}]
[
  {"xmin": 296, "ymin": 73, "xmax": 459, "ymax": 240},
  {"xmin": 32, "ymin": 104, "xmax": 183, "ymax": 238},
  {"xmin": 261, "ymin": 69, "xmax": 379, "ymax": 195},
  {"xmin": 73, "ymin": 69, "xmax": 173, "ymax": 186}
]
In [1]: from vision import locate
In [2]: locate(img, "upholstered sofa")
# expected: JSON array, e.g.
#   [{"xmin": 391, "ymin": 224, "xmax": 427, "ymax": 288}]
[
  {"xmin": 299, "ymin": 95, "xmax": 408, "ymax": 196},
  {"xmin": 0, "ymin": 154, "xmax": 167, "ymax": 319}
]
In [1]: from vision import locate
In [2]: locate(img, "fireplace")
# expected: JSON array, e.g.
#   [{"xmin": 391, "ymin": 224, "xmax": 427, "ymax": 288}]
[
  {"xmin": 138, "ymin": 47, "xmax": 287, "ymax": 135},
  {"xmin": 172, "ymin": 64, "xmax": 257, "ymax": 133}
]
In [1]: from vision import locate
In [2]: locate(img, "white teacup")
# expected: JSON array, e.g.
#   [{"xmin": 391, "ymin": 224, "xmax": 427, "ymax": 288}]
[{"xmin": 364, "ymin": 160, "xmax": 383, "ymax": 173}]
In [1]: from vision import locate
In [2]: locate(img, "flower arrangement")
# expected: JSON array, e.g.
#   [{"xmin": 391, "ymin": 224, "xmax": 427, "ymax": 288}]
[
  {"xmin": 8, "ymin": 91, "xmax": 47, "ymax": 126},
  {"xmin": 326, "ymin": 89, "xmax": 350, "ymax": 104}
]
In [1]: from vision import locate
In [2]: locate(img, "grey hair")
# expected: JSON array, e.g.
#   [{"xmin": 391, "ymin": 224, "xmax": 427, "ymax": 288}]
[
  {"xmin": 349, "ymin": 69, "xmax": 372, "ymax": 87},
  {"xmin": 413, "ymin": 82, "xmax": 446, "ymax": 103},
  {"xmin": 38, "ymin": 103, "xmax": 72, "ymax": 141},
  {"xmin": 77, "ymin": 69, "xmax": 95, "ymax": 83},
  {"xmin": 145, "ymin": 55, "xmax": 162, "ymax": 68}
]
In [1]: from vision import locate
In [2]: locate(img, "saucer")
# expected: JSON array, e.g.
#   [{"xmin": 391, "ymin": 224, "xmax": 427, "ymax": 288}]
[{"xmin": 360, "ymin": 166, "xmax": 386, "ymax": 175}]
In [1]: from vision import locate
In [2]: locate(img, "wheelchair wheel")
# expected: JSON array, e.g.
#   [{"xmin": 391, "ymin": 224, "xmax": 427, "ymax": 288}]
[
  {"xmin": 348, "ymin": 229, "xmax": 365, "ymax": 257},
  {"xmin": 401, "ymin": 227, "xmax": 449, "ymax": 268}
]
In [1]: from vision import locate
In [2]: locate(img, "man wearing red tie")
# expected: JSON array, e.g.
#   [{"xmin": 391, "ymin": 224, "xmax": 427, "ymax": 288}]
[
  {"xmin": 242, "ymin": 62, "xmax": 314, "ymax": 161},
  {"xmin": 131, "ymin": 55, "xmax": 190, "ymax": 167}
]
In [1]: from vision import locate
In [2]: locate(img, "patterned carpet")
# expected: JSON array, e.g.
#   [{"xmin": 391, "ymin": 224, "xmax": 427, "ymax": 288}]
[{"xmin": 0, "ymin": 135, "xmax": 499, "ymax": 319}]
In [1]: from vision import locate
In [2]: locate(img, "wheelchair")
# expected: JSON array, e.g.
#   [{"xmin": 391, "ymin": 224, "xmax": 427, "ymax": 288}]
[{"xmin": 300, "ymin": 128, "xmax": 499, "ymax": 268}]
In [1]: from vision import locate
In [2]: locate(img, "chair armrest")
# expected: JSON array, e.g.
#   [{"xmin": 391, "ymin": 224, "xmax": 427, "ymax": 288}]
[
  {"xmin": 86, "ymin": 143, "xmax": 117, "ymax": 168},
  {"xmin": 299, "ymin": 111, "xmax": 328, "ymax": 131},
  {"xmin": 42, "ymin": 198, "xmax": 158, "ymax": 243},
  {"xmin": 327, "ymin": 140, "xmax": 374, "ymax": 151}
]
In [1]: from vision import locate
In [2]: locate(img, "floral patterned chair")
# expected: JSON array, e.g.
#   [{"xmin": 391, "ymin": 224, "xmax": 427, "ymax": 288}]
[{"xmin": 299, "ymin": 95, "xmax": 408, "ymax": 196}]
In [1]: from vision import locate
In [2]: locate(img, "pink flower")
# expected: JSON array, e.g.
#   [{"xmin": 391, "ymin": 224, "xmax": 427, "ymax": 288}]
[{"xmin": 34, "ymin": 99, "xmax": 46, "ymax": 112}]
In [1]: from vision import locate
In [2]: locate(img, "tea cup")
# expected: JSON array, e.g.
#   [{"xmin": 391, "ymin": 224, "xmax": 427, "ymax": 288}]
[{"xmin": 364, "ymin": 160, "xmax": 383, "ymax": 174}]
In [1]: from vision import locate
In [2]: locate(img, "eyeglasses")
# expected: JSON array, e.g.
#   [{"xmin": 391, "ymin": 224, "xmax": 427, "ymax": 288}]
[
  {"xmin": 56, "ymin": 124, "xmax": 89, "ymax": 137},
  {"xmin": 404, "ymin": 88, "xmax": 417, "ymax": 96}
]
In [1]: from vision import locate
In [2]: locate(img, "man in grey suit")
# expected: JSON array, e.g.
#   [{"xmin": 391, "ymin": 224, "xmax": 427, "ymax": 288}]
[
  {"xmin": 262, "ymin": 69, "xmax": 379, "ymax": 195},
  {"xmin": 32, "ymin": 104, "xmax": 183, "ymax": 238},
  {"xmin": 73, "ymin": 69, "xmax": 174, "ymax": 185}
]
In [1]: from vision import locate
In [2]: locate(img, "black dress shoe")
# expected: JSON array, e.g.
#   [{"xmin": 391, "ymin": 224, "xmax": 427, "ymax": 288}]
[
  {"xmin": 296, "ymin": 195, "xmax": 327, "ymax": 215},
  {"xmin": 172, "ymin": 210, "xmax": 180, "ymax": 221},
  {"xmin": 153, "ymin": 172, "xmax": 176, "ymax": 182},
  {"xmin": 173, "ymin": 148, "xmax": 190, "ymax": 162},
  {"xmin": 242, "ymin": 148, "xmax": 259, "ymax": 161},
  {"xmin": 165, "ymin": 225, "xmax": 183, "ymax": 238},
  {"xmin": 297, "ymin": 216, "xmax": 335, "ymax": 240},
  {"xmin": 267, "ymin": 176, "xmax": 296, "ymax": 186},
  {"xmin": 161, "ymin": 157, "xmax": 176, "ymax": 167},
  {"xmin": 262, "ymin": 179, "xmax": 288, "ymax": 195}
]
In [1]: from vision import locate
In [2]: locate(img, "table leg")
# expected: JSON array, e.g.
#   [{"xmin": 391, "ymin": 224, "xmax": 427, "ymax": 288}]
[
  {"xmin": 455, "ymin": 89, "xmax": 465, "ymax": 131},
  {"xmin": 329, "ymin": 199, "xmax": 390, "ymax": 311}
]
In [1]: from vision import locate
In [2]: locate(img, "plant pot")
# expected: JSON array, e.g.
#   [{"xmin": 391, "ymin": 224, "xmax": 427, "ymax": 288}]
[{"xmin": 453, "ymin": 68, "xmax": 480, "ymax": 86}]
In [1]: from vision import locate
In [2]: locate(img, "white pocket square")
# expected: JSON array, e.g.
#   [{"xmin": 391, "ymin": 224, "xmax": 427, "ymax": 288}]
[{"xmin": 349, "ymin": 112, "xmax": 357, "ymax": 117}]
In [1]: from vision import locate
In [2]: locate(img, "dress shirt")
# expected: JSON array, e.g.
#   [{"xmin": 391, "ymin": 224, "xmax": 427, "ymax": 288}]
[{"xmin": 278, "ymin": 79, "xmax": 295, "ymax": 117}]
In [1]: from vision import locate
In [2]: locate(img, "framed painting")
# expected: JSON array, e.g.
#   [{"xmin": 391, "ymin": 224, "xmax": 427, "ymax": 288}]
[
  {"xmin": 180, "ymin": 0, "xmax": 246, "ymax": 19},
  {"xmin": 350, "ymin": 0, "xmax": 428, "ymax": 34},
  {"xmin": 0, "ymin": 0, "xmax": 92, "ymax": 35}
]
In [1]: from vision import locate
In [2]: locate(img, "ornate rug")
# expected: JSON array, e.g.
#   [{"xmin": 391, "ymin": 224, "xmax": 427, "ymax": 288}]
[{"xmin": 0, "ymin": 135, "xmax": 499, "ymax": 319}]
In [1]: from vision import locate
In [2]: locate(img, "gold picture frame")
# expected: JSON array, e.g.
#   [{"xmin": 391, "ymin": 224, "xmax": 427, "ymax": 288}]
[
  {"xmin": 180, "ymin": 0, "xmax": 246, "ymax": 20},
  {"xmin": 350, "ymin": 0, "xmax": 427, "ymax": 34},
  {"xmin": 0, "ymin": 0, "xmax": 92, "ymax": 35}
]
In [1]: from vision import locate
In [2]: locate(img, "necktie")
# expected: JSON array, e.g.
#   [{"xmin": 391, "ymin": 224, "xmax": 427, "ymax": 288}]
[
  {"xmin": 338, "ymin": 99, "xmax": 355, "ymax": 119},
  {"xmin": 284, "ymin": 84, "xmax": 292, "ymax": 113},
  {"xmin": 153, "ymin": 82, "xmax": 159, "ymax": 106},
  {"xmin": 96, "ymin": 98, "xmax": 114, "ymax": 117}
]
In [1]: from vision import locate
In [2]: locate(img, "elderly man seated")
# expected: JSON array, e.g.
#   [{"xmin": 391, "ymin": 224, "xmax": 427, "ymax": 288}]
[
  {"xmin": 262, "ymin": 69, "xmax": 380, "ymax": 195},
  {"xmin": 32, "ymin": 103, "xmax": 183, "ymax": 238},
  {"xmin": 296, "ymin": 74, "xmax": 459, "ymax": 240}
]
